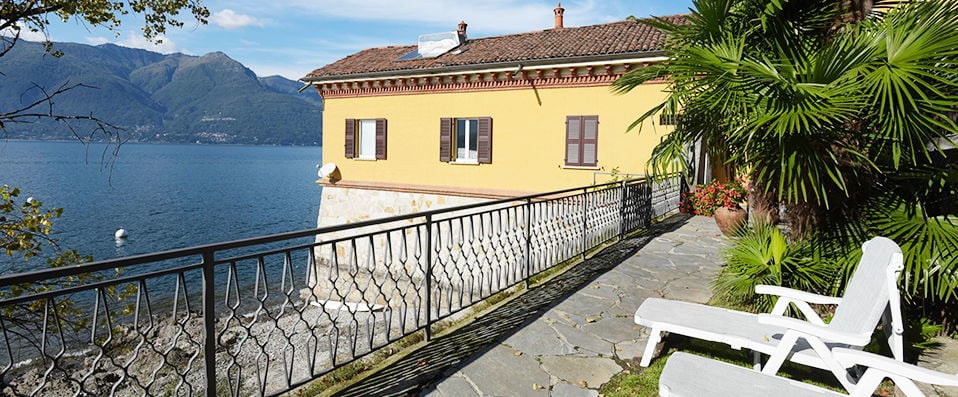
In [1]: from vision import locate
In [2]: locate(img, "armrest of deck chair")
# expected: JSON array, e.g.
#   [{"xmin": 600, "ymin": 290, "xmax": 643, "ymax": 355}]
[
  {"xmin": 757, "ymin": 314, "xmax": 870, "ymax": 346},
  {"xmin": 755, "ymin": 285, "xmax": 843, "ymax": 305},
  {"xmin": 755, "ymin": 285, "xmax": 842, "ymax": 323}
]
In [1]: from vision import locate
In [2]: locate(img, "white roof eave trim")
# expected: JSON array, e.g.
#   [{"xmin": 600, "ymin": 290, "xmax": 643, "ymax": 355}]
[{"xmin": 305, "ymin": 55, "xmax": 669, "ymax": 86}]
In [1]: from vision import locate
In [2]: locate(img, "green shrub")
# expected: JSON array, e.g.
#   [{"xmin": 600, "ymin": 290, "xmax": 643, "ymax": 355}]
[{"xmin": 715, "ymin": 222, "xmax": 838, "ymax": 312}]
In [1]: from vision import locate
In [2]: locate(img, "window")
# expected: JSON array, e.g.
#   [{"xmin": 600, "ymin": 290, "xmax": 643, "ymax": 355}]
[
  {"xmin": 439, "ymin": 117, "xmax": 492, "ymax": 164},
  {"xmin": 344, "ymin": 119, "xmax": 386, "ymax": 160},
  {"xmin": 456, "ymin": 119, "xmax": 478, "ymax": 161},
  {"xmin": 565, "ymin": 115, "xmax": 598, "ymax": 167},
  {"xmin": 358, "ymin": 119, "xmax": 377, "ymax": 159}
]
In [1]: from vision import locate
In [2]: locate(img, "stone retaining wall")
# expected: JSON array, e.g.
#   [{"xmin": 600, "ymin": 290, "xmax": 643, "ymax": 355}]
[{"xmin": 317, "ymin": 185, "xmax": 491, "ymax": 228}]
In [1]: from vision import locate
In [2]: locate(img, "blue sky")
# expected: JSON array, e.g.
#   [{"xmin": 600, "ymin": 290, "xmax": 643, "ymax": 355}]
[{"xmin": 30, "ymin": 0, "xmax": 694, "ymax": 81}]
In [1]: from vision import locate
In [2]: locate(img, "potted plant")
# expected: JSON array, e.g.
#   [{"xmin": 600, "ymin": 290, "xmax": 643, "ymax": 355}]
[{"xmin": 682, "ymin": 179, "xmax": 748, "ymax": 236}]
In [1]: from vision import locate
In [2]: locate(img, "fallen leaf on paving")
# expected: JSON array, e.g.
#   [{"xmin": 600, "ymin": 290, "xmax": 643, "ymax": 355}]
[
  {"xmin": 585, "ymin": 318, "xmax": 596, "ymax": 323},
  {"xmin": 532, "ymin": 383, "xmax": 541, "ymax": 390},
  {"xmin": 578, "ymin": 380, "xmax": 589, "ymax": 388},
  {"xmin": 514, "ymin": 351, "xmax": 522, "ymax": 356}
]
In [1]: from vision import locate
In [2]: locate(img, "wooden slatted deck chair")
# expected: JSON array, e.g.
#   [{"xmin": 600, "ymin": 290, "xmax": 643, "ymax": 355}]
[
  {"xmin": 659, "ymin": 350, "xmax": 958, "ymax": 397},
  {"xmin": 634, "ymin": 236, "xmax": 905, "ymax": 390}
]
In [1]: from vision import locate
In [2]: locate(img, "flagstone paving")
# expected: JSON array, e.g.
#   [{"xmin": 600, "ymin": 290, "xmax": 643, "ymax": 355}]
[{"xmin": 419, "ymin": 215, "xmax": 726, "ymax": 397}]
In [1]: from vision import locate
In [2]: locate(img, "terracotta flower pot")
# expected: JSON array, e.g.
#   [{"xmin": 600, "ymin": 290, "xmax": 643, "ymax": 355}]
[{"xmin": 714, "ymin": 206, "xmax": 747, "ymax": 237}]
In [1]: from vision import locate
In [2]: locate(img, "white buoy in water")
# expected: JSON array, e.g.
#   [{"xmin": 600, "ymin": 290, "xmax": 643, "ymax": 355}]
[{"xmin": 115, "ymin": 228, "xmax": 128, "ymax": 239}]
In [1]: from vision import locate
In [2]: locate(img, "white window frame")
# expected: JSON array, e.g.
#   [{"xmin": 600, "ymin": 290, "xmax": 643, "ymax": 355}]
[
  {"xmin": 357, "ymin": 119, "xmax": 377, "ymax": 160},
  {"xmin": 454, "ymin": 118, "xmax": 479, "ymax": 164}
]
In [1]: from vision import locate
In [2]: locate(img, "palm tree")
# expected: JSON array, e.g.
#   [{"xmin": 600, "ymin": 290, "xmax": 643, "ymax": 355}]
[{"xmin": 614, "ymin": 0, "xmax": 958, "ymax": 329}]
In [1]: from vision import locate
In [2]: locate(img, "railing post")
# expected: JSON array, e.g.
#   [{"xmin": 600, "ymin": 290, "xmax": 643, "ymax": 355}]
[
  {"xmin": 581, "ymin": 188, "xmax": 588, "ymax": 260},
  {"xmin": 201, "ymin": 251, "xmax": 217, "ymax": 397},
  {"xmin": 679, "ymin": 173, "xmax": 689, "ymax": 214},
  {"xmin": 524, "ymin": 198, "xmax": 532, "ymax": 289},
  {"xmin": 618, "ymin": 180, "xmax": 626, "ymax": 240},
  {"xmin": 646, "ymin": 180, "xmax": 654, "ymax": 228},
  {"xmin": 424, "ymin": 214, "xmax": 433, "ymax": 342}
]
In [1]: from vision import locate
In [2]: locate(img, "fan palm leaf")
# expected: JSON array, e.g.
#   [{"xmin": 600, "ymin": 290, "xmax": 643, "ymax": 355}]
[{"xmin": 616, "ymin": 0, "xmax": 958, "ymax": 325}]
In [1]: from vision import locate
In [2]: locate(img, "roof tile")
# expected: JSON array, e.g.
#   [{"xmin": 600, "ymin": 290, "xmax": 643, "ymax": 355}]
[{"xmin": 305, "ymin": 15, "xmax": 684, "ymax": 80}]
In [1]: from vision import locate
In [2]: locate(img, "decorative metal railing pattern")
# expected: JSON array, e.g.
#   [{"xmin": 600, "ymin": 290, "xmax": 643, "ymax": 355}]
[{"xmin": 0, "ymin": 177, "xmax": 680, "ymax": 396}]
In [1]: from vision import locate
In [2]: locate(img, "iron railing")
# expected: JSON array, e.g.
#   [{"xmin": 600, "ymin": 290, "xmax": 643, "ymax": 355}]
[{"xmin": 0, "ymin": 177, "xmax": 681, "ymax": 396}]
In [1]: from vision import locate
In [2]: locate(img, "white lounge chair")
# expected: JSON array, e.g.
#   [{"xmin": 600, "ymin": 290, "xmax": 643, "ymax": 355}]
[
  {"xmin": 634, "ymin": 236, "xmax": 905, "ymax": 390},
  {"xmin": 659, "ymin": 349, "xmax": 958, "ymax": 397}
]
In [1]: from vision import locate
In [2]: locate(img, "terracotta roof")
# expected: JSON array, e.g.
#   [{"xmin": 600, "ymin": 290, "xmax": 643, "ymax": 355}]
[{"xmin": 304, "ymin": 15, "xmax": 684, "ymax": 81}]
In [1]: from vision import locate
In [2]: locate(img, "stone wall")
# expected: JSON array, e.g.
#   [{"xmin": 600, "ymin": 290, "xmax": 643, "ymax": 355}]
[{"xmin": 316, "ymin": 185, "xmax": 491, "ymax": 228}]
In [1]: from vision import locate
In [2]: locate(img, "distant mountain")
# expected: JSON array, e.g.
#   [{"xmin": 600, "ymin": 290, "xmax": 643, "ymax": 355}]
[{"xmin": 0, "ymin": 41, "xmax": 323, "ymax": 145}]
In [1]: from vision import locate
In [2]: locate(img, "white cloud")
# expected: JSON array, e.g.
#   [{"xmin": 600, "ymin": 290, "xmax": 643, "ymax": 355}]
[
  {"xmin": 230, "ymin": 46, "xmax": 335, "ymax": 79},
  {"xmin": 85, "ymin": 36, "xmax": 110, "ymax": 45},
  {"xmin": 121, "ymin": 33, "xmax": 179, "ymax": 53},
  {"xmin": 85, "ymin": 32, "xmax": 180, "ymax": 54},
  {"xmin": 1, "ymin": 22, "xmax": 48, "ymax": 42},
  {"xmin": 245, "ymin": 62, "xmax": 314, "ymax": 80},
  {"xmin": 210, "ymin": 9, "xmax": 264, "ymax": 30}
]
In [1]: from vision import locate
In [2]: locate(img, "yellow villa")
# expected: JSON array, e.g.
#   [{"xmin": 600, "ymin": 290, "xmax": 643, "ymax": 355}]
[{"xmin": 302, "ymin": 6, "xmax": 683, "ymax": 226}]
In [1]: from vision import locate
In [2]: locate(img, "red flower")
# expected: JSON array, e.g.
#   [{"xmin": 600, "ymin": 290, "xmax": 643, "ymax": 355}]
[{"xmin": 679, "ymin": 179, "xmax": 747, "ymax": 217}]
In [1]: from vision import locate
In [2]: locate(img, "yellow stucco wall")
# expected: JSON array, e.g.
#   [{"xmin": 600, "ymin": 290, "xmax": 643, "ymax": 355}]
[{"xmin": 321, "ymin": 82, "xmax": 672, "ymax": 194}]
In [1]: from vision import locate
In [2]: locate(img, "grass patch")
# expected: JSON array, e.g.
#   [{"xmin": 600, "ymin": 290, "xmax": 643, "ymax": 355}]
[
  {"xmin": 601, "ymin": 355, "xmax": 667, "ymax": 397},
  {"xmin": 293, "ymin": 331, "xmax": 424, "ymax": 397}
]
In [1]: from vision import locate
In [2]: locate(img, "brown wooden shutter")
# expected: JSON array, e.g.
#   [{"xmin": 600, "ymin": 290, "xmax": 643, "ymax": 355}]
[
  {"xmin": 375, "ymin": 118, "xmax": 387, "ymax": 160},
  {"xmin": 345, "ymin": 119, "xmax": 355, "ymax": 159},
  {"xmin": 439, "ymin": 118, "xmax": 452, "ymax": 162},
  {"xmin": 582, "ymin": 116, "xmax": 598, "ymax": 166},
  {"xmin": 477, "ymin": 117, "xmax": 492, "ymax": 164},
  {"xmin": 565, "ymin": 115, "xmax": 598, "ymax": 166},
  {"xmin": 565, "ymin": 116, "xmax": 580, "ymax": 166}
]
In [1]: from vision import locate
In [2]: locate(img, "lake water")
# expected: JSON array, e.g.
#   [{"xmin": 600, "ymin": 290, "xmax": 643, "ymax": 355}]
[{"xmin": 0, "ymin": 141, "xmax": 323, "ymax": 269}]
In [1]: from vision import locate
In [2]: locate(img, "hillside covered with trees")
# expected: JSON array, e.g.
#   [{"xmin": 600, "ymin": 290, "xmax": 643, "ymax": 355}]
[{"xmin": 0, "ymin": 41, "xmax": 323, "ymax": 145}]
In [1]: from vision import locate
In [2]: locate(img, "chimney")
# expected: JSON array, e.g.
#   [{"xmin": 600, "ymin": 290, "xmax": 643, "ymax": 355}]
[
  {"xmin": 554, "ymin": 2, "xmax": 565, "ymax": 29},
  {"xmin": 458, "ymin": 20, "xmax": 468, "ymax": 41}
]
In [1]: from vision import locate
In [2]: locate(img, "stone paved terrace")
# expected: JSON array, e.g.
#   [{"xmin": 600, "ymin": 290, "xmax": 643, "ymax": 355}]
[
  {"xmin": 326, "ymin": 214, "xmax": 958, "ymax": 397},
  {"xmin": 326, "ymin": 214, "xmax": 724, "ymax": 396}
]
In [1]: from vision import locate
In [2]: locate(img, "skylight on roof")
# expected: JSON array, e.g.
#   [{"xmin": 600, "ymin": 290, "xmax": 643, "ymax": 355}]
[{"xmin": 398, "ymin": 31, "xmax": 461, "ymax": 60}]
